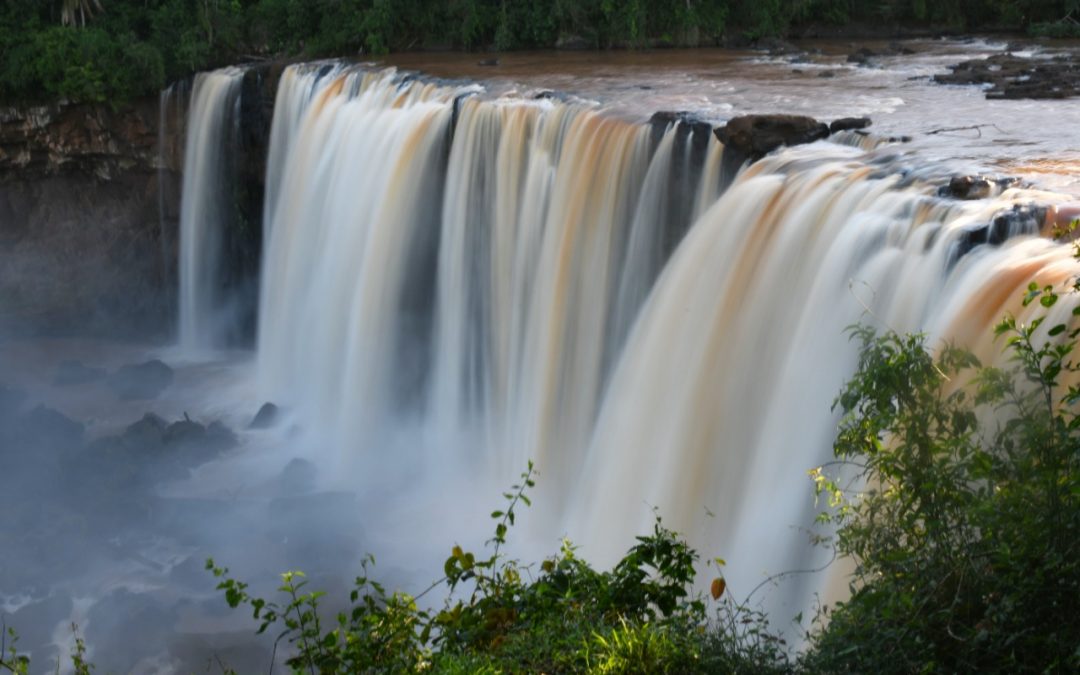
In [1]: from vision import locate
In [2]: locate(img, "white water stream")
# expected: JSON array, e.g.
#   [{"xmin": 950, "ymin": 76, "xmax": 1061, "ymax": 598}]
[{"xmin": 177, "ymin": 67, "xmax": 245, "ymax": 354}]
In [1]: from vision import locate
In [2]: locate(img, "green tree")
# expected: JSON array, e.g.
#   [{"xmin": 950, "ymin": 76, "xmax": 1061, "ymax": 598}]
[{"xmin": 804, "ymin": 272, "xmax": 1080, "ymax": 673}]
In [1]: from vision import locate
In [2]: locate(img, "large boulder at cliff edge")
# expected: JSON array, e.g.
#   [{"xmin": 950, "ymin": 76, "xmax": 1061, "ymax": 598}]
[{"xmin": 714, "ymin": 114, "xmax": 830, "ymax": 161}]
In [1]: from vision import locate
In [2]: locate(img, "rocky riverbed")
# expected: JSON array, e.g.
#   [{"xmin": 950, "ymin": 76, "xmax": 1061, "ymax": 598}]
[
  {"xmin": 0, "ymin": 341, "xmax": 372, "ymax": 673},
  {"xmin": 935, "ymin": 48, "xmax": 1080, "ymax": 99}
]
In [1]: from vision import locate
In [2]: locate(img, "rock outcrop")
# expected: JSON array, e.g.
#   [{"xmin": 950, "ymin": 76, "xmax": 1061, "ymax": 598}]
[
  {"xmin": 935, "ymin": 51, "xmax": 1080, "ymax": 100},
  {"xmin": 0, "ymin": 98, "xmax": 184, "ymax": 338},
  {"xmin": 0, "ymin": 62, "xmax": 280, "ymax": 340},
  {"xmin": 938, "ymin": 175, "xmax": 1021, "ymax": 200},
  {"xmin": 713, "ymin": 114, "xmax": 830, "ymax": 162}
]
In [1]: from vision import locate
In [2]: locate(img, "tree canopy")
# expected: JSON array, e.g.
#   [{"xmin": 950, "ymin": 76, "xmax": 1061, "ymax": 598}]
[{"xmin": 1, "ymin": 0, "xmax": 1077, "ymax": 104}]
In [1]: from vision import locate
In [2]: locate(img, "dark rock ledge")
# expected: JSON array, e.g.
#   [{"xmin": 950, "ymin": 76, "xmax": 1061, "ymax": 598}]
[
  {"xmin": 713, "ymin": 114, "xmax": 872, "ymax": 163},
  {"xmin": 934, "ymin": 51, "xmax": 1080, "ymax": 100}
]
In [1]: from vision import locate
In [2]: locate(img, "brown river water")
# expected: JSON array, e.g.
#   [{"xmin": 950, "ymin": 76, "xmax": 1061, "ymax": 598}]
[{"xmin": 385, "ymin": 38, "xmax": 1080, "ymax": 192}]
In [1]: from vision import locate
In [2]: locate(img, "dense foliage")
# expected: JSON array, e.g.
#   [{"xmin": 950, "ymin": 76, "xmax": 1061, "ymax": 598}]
[
  {"xmin": 2, "ymin": 0, "xmax": 1079, "ymax": 104},
  {"xmin": 803, "ymin": 280, "xmax": 1080, "ymax": 673},
  {"xmin": 202, "ymin": 463, "xmax": 788, "ymax": 674}
]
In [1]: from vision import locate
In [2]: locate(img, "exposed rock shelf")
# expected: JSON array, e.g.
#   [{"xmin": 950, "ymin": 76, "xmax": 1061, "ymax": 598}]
[{"xmin": 935, "ymin": 51, "xmax": 1080, "ymax": 100}]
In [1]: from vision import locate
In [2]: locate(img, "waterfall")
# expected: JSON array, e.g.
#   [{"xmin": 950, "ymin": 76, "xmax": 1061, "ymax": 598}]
[
  {"xmin": 177, "ymin": 67, "xmax": 245, "ymax": 353},
  {"xmin": 243, "ymin": 64, "xmax": 1079, "ymax": 625},
  {"xmin": 257, "ymin": 68, "xmax": 722, "ymax": 473}
]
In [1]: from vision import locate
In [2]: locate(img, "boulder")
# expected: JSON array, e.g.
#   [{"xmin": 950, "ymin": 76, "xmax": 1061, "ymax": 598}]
[
  {"xmin": 939, "ymin": 175, "xmax": 1020, "ymax": 200},
  {"xmin": 714, "ymin": 114, "xmax": 830, "ymax": 162},
  {"xmin": 107, "ymin": 359, "xmax": 174, "ymax": 400},
  {"xmin": 755, "ymin": 37, "xmax": 801, "ymax": 56},
  {"xmin": 163, "ymin": 416, "xmax": 205, "ymax": 447},
  {"xmin": 122, "ymin": 412, "xmax": 168, "ymax": 449},
  {"xmin": 53, "ymin": 359, "xmax": 107, "ymax": 386},
  {"xmin": 278, "ymin": 457, "xmax": 317, "ymax": 495},
  {"xmin": 951, "ymin": 204, "xmax": 1047, "ymax": 263},
  {"xmin": 935, "ymin": 52, "xmax": 1080, "ymax": 100},
  {"xmin": 846, "ymin": 47, "xmax": 876, "ymax": 65},
  {"xmin": 248, "ymin": 401, "xmax": 280, "ymax": 429},
  {"xmin": 162, "ymin": 415, "xmax": 236, "ymax": 460},
  {"xmin": 477, "ymin": 58, "xmax": 499, "ymax": 67},
  {"xmin": 205, "ymin": 420, "xmax": 239, "ymax": 453},
  {"xmin": 830, "ymin": 117, "xmax": 872, "ymax": 134}
]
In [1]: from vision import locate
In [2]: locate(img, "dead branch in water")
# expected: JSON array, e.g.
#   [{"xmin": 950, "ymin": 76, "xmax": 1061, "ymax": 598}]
[{"xmin": 925, "ymin": 124, "xmax": 1003, "ymax": 137}]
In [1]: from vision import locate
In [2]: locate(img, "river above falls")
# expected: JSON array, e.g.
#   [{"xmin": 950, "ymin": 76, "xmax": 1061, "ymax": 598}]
[{"xmin": 383, "ymin": 38, "xmax": 1080, "ymax": 193}]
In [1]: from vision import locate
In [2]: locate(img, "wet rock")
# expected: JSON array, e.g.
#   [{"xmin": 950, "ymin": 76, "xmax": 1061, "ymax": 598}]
[
  {"xmin": 935, "ymin": 52, "xmax": 1080, "ymax": 100},
  {"xmin": 80, "ymin": 414, "xmax": 236, "ymax": 487},
  {"xmin": 888, "ymin": 41, "xmax": 916, "ymax": 55},
  {"xmin": 951, "ymin": 204, "xmax": 1047, "ymax": 263},
  {"xmin": 830, "ymin": 117, "xmax": 872, "ymax": 133},
  {"xmin": 989, "ymin": 204, "xmax": 1046, "ymax": 241},
  {"xmin": 278, "ymin": 457, "xmax": 317, "ymax": 495},
  {"xmin": 163, "ymin": 416, "xmax": 236, "ymax": 458},
  {"xmin": 53, "ymin": 359, "xmax": 107, "ymax": 386},
  {"xmin": 477, "ymin": 57, "xmax": 499, "ymax": 67},
  {"xmin": 817, "ymin": 70, "xmax": 837, "ymax": 78},
  {"xmin": 107, "ymin": 359, "xmax": 174, "ymax": 400},
  {"xmin": 163, "ymin": 416, "xmax": 205, "ymax": 446},
  {"xmin": 755, "ymin": 37, "xmax": 801, "ymax": 56},
  {"xmin": 205, "ymin": 420, "xmax": 239, "ymax": 453},
  {"xmin": 248, "ymin": 402, "xmax": 280, "ymax": 429},
  {"xmin": 122, "ymin": 412, "xmax": 168, "ymax": 449},
  {"xmin": 714, "ymin": 114, "xmax": 830, "ymax": 162},
  {"xmin": 939, "ymin": 175, "xmax": 1020, "ymax": 200},
  {"xmin": 846, "ymin": 47, "xmax": 876, "ymax": 65}
]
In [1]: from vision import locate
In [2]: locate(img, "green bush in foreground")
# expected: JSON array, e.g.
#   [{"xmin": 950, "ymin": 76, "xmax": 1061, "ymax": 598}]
[
  {"xmin": 204, "ymin": 463, "xmax": 788, "ymax": 674},
  {"xmin": 804, "ymin": 281, "xmax": 1080, "ymax": 673}
]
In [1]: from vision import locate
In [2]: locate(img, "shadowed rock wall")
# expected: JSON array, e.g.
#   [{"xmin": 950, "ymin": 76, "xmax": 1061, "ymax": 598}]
[{"xmin": 0, "ymin": 62, "xmax": 280, "ymax": 341}]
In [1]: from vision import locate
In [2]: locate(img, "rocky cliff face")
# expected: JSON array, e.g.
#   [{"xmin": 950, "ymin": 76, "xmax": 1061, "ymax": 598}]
[
  {"xmin": 0, "ymin": 63, "xmax": 278, "ymax": 341},
  {"xmin": 0, "ymin": 98, "xmax": 185, "ymax": 339}
]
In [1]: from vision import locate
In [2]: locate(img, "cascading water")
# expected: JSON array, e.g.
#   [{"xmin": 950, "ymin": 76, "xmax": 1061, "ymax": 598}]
[
  {"xmin": 177, "ymin": 67, "xmax": 245, "ymax": 353},
  {"xmin": 257, "ymin": 67, "xmax": 723, "ymax": 477},
  {"xmin": 245, "ymin": 64, "xmax": 1080, "ymax": 628}
]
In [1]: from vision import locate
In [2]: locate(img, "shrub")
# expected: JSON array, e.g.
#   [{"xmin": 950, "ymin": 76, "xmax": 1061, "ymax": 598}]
[
  {"xmin": 803, "ymin": 271, "xmax": 1080, "ymax": 673},
  {"xmin": 202, "ymin": 461, "xmax": 788, "ymax": 673}
]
